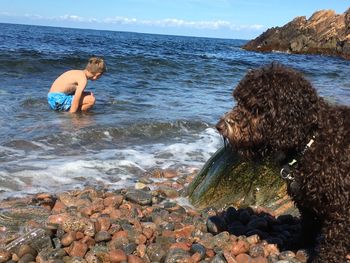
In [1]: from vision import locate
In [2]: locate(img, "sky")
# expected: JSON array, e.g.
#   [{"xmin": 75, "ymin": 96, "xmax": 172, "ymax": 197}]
[{"xmin": 0, "ymin": 0, "xmax": 349, "ymax": 39}]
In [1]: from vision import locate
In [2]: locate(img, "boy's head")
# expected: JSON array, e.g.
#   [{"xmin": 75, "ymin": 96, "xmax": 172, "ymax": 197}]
[{"xmin": 85, "ymin": 57, "xmax": 106, "ymax": 79}]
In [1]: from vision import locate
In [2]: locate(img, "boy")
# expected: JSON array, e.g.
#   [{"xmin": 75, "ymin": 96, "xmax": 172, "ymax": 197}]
[{"xmin": 48, "ymin": 57, "xmax": 106, "ymax": 113}]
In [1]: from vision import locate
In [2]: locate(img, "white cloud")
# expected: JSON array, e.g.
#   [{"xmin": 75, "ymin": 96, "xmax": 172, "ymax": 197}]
[
  {"xmin": 59, "ymin": 15, "xmax": 85, "ymax": 22},
  {"xmin": 0, "ymin": 12, "xmax": 265, "ymax": 32},
  {"xmin": 102, "ymin": 16, "xmax": 264, "ymax": 31}
]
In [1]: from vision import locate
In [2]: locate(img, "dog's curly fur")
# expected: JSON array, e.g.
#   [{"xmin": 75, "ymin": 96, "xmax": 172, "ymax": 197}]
[{"xmin": 216, "ymin": 63, "xmax": 350, "ymax": 262}]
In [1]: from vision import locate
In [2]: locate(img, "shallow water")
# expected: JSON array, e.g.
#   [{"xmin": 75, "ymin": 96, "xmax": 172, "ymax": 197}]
[{"xmin": 0, "ymin": 23, "xmax": 349, "ymax": 199}]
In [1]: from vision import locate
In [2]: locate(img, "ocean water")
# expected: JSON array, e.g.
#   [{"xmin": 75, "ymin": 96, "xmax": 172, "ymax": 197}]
[{"xmin": 0, "ymin": 23, "xmax": 349, "ymax": 200}]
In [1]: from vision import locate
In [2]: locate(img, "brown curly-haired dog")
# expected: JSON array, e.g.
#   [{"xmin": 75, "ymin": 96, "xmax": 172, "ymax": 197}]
[{"xmin": 216, "ymin": 63, "xmax": 350, "ymax": 263}]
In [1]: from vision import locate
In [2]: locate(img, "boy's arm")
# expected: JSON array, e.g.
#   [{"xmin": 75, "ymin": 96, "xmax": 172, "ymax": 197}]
[{"xmin": 69, "ymin": 77, "xmax": 87, "ymax": 113}]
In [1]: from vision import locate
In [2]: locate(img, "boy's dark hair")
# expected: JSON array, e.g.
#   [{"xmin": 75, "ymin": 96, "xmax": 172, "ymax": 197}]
[{"xmin": 86, "ymin": 57, "xmax": 106, "ymax": 74}]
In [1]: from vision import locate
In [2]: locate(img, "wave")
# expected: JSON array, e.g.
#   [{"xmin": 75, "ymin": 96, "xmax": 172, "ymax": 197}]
[
  {"xmin": 0, "ymin": 127, "xmax": 222, "ymax": 200},
  {"xmin": 0, "ymin": 119, "xmax": 214, "ymax": 155},
  {"xmin": 0, "ymin": 50, "xmax": 89, "ymax": 74},
  {"xmin": 41, "ymin": 119, "xmax": 212, "ymax": 148}
]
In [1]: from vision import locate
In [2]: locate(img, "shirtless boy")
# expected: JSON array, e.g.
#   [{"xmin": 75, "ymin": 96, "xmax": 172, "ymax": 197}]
[{"xmin": 48, "ymin": 57, "xmax": 106, "ymax": 113}]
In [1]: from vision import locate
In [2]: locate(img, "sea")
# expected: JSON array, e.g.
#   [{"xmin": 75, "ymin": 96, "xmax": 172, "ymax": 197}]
[{"xmin": 0, "ymin": 23, "xmax": 349, "ymax": 200}]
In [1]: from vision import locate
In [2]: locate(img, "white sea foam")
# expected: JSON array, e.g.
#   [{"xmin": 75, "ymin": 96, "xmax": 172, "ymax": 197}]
[{"xmin": 0, "ymin": 127, "xmax": 222, "ymax": 199}]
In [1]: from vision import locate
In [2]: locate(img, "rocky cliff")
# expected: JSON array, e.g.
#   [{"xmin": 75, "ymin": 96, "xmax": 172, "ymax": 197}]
[{"xmin": 243, "ymin": 8, "xmax": 350, "ymax": 59}]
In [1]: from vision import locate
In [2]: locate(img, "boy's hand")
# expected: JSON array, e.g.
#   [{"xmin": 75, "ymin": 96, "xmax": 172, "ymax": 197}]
[{"xmin": 84, "ymin": 91, "xmax": 93, "ymax": 96}]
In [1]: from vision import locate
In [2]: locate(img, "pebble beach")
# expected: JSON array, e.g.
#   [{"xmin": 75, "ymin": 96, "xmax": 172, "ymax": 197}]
[{"xmin": 0, "ymin": 168, "xmax": 311, "ymax": 263}]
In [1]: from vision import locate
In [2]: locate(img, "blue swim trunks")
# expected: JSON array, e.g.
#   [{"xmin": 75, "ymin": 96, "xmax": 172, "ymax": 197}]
[{"xmin": 47, "ymin": 92, "xmax": 74, "ymax": 111}]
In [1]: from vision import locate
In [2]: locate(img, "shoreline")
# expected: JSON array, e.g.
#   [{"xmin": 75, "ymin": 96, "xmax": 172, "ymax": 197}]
[{"xmin": 0, "ymin": 168, "xmax": 311, "ymax": 263}]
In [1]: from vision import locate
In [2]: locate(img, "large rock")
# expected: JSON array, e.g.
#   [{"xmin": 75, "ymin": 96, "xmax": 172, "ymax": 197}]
[
  {"xmin": 0, "ymin": 198, "xmax": 51, "ymax": 246},
  {"xmin": 188, "ymin": 147, "xmax": 298, "ymax": 216},
  {"xmin": 243, "ymin": 8, "xmax": 350, "ymax": 59}
]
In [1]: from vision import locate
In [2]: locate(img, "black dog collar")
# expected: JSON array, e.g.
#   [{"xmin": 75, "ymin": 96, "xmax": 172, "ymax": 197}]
[{"xmin": 280, "ymin": 137, "xmax": 315, "ymax": 181}]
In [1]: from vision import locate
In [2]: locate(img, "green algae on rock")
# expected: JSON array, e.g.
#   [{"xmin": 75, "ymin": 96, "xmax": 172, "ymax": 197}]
[{"xmin": 188, "ymin": 147, "xmax": 297, "ymax": 215}]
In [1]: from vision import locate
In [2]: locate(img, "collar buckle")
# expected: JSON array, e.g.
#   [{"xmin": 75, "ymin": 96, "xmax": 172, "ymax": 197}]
[
  {"xmin": 280, "ymin": 165, "xmax": 294, "ymax": 181},
  {"xmin": 279, "ymin": 136, "xmax": 315, "ymax": 182}
]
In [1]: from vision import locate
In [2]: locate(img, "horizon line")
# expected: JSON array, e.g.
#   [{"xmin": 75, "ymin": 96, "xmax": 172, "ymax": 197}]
[{"xmin": 0, "ymin": 21, "xmax": 254, "ymax": 41}]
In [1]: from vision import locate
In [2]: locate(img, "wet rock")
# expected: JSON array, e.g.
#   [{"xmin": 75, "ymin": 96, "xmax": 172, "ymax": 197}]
[
  {"xmin": 17, "ymin": 244, "xmax": 37, "ymax": 258},
  {"xmin": 163, "ymin": 169, "xmax": 178, "ymax": 179},
  {"xmin": 201, "ymin": 207, "xmax": 218, "ymax": 220},
  {"xmin": 146, "ymin": 243, "xmax": 166, "ymax": 262},
  {"xmin": 125, "ymin": 190, "xmax": 152, "ymax": 206},
  {"xmin": 128, "ymin": 254, "xmax": 145, "ymax": 263},
  {"xmin": 197, "ymin": 233, "xmax": 215, "ymax": 250},
  {"xmin": 212, "ymin": 231, "xmax": 231, "ymax": 249},
  {"xmin": 138, "ymin": 177, "xmax": 154, "ymax": 184},
  {"xmin": 61, "ymin": 232, "xmax": 76, "ymax": 247},
  {"xmin": 67, "ymin": 241, "xmax": 88, "ymax": 258},
  {"xmin": 36, "ymin": 247, "xmax": 67, "ymax": 262},
  {"xmin": 295, "ymin": 249, "xmax": 308, "ymax": 263},
  {"xmin": 52, "ymin": 200, "xmax": 67, "ymax": 214},
  {"xmin": 207, "ymin": 216, "xmax": 227, "ymax": 234},
  {"xmin": 278, "ymin": 251, "xmax": 296, "ymax": 260},
  {"xmin": 267, "ymin": 254, "xmax": 280, "ymax": 263},
  {"xmin": 0, "ymin": 249, "xmax": 11, "ymax": 263},
  {"xmin": 253, "ymin": 256, "xmax": 268, "ymax": 263},
  {"xmin": 95, "ymin": 231, "xmax": 112, "ymax": 242},
  {"xmin": 163, "ymin": 222, "xmax": 175, "ymax": 231},
  {"xmin": 158, "ymin": 186, "xmax": 179, "ymax": 198},
  {"xmin": 81, "ymin": 236, "xmax": 95, "ymax": 248},
  {"xmin": 103, "ymin": 194, "xmax": 124, "ymax": 208},
  {"xmin": 62, "ymin": 217, "xmax": 88, "ymax": 233},
  {"xmin": 264, "ymin": 244, "xmax": 279, "ymax": 257},
  {"xmin": 211, "ymin": 253, "xmax": 227, "ymax": 263},
  {"xmin": 109, "ymin": 249, "xmax": 127, "ymax": 263},
  {"xmin": 174, "ymin": 225, "xmax": 195, "ymax": 239},
  {"xmin": 231, "ymin": 240, "xmax": 250, "ymax": 256},
  {"xmin": 0, "ymin": 204, "xmax": 50, "ymax": 245},
  {"xmin": 169, "ymin": 242, "xmax": 191, "ymax": 252},
  {"xmin": 110, "ymin": 236, "xmax": 129, "ymax": 251},
  {"xmin": 245, "ymin": 229, "xmax": 268, "ymax": 240},
  {"xmin": 236, "ymin": 253, "xmax": 252, "ymax": 263},
  {"xmin": 95, "ymin": 216, "xmax": 111, "ymax": 232},
  {"xmin": 135, "ymin": 182, "xmax": 150, "ymax": 191},
  {"xmin": 188, "ymin": 147, "xmax": 295, "ymax": 215},
  {"xmin": 89, "ymin": 245, "xmax": 109, "ymax": 262},
  {"xmin": 124, "ymin": 242, "xmax": 137, "ymax": 255},
  {"xmin": 18, "ymin": 253, "xmax": 35, "ymax": 263},
  {"xmin": 84, "ymin": 251, "xmax": 99, "ymax": 263},
  {"xmin": 190, "ymin": 244, "xmax": 206, "ymax": 260},
  {"xmin": 223, "ymin": 250, "xmax": 237, "ymax": 263},
  {"xmin": 246, "ymin": 234, "xmax": 260, "ymax": 245},
  {"xmin": 249, "ymin": 244, "xmax": 265, "ymax": 258},
  {"xmin": 163, "ymin": 248, "xmax": 192, "ymax": 263},
  {"xmin": 5, "ymin": 228, "xmax": 52, "ymax": 254},
  {"xmin": 65, "ymin": 256, "xmax": 87, "ymax": 263},
  {"xmin": 265, "ymin": 237, "xmax": 284, "ymax": 248}
]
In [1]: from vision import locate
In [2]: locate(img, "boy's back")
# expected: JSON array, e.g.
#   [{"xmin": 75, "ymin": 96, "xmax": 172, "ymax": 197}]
[{"xmin": 49, "ymin": 70, "xmax": 87, "ymax": 95}]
